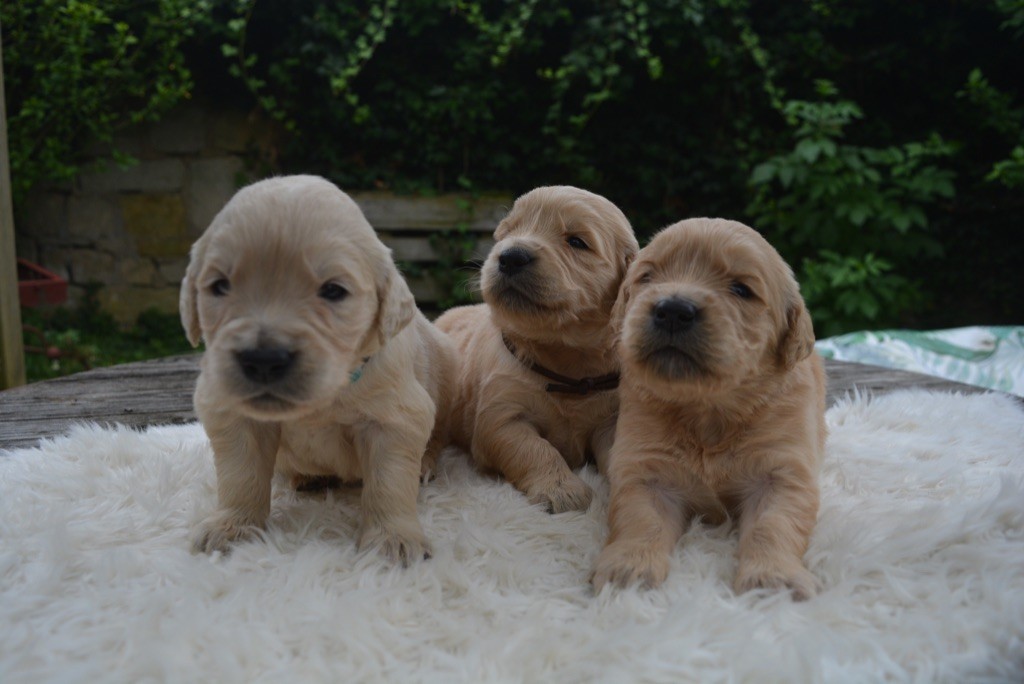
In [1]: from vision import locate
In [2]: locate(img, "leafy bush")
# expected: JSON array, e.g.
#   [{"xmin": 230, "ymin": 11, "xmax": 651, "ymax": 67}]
[
  {"xmin": 6, "ymin": 0, "xmax": 1023, "ymax": 338},
  {"xmin": 195, "ymin": 0, "xmax": 1021, "ymax": 333},
  {"xmin": 958, "ymin": 68, "xmax": 1024, "ymax": 189},
  {"xmin": 21, "ymin": 288, "xmax": 194, "ymax": 382},
  {"xmin": 799, "ymin": 252, "xmax": 917, "ymax": 339},
  {"xmin": 0, "ymin": 0, "xmax": 212, "ymax": 206},
  {"xmin": 747, "ymin": 82, "xmax": 957, "ymax": 333}
]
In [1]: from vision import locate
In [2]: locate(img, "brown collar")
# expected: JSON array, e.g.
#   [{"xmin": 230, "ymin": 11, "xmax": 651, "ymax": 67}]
[{"xmin": 501, "ymin": 334, "xmax": 619, "ymax": 396}]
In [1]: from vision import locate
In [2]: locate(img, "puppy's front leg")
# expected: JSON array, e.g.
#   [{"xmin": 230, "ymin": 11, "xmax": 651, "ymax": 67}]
[
  {"xmin": 353, "ymin": 418, "xmax": 430, "ymax": 565},
  {"xmin": 193, "ymin": 411, "xmax": 280, "ymax": 554},
  {"xmin": 592, "ymin": 455, "xmax": 685, "ymax": 591},
  {"xmin": 733, "ymin": 461, "xmax": 820, "ymax": 600},
  {"xmin": 473, "ymin": 416, "xmax": 592, "ymax": 513}
]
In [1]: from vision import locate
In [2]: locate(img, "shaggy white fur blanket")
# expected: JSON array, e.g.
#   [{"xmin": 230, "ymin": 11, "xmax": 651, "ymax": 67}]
[{"xmin": 1, "ymin": 390, "xmax": 1023, "ymax": 683}]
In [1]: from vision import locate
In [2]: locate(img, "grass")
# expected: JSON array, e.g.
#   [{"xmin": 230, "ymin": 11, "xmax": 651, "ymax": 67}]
[{"xmin": 21, "ymin": 288, "xmax": 195, "ymax": 383}]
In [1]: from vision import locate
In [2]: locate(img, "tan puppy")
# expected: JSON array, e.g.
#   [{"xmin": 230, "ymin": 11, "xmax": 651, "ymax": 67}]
[
  {"xmin": 180, "ymin": 175, "xmax": 455, "ymax": 563},
  {"xmin": 436, "ymin": 186, "xmax": 639, "ymax": 513},
  {"xmin": 592, "ymin": 218, "xmax": 826, "ymax": 599}
]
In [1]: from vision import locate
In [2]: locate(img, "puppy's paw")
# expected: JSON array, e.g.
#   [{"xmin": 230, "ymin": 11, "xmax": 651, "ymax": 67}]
[
  {"xmin": 526, "ymin": 472, "xmax": 593, "ymax": 513},
  {"xmin": 734, "ymin": 563, "xmax": 820, "ymax": 601},
  {"xmin": 591, "ymin": 541, "xmax": 670, "ymax": 592},
  {"xmin": 358, "ymin": 521, "xmax": 431, "ymax": 567},
  {"xmin": 191, "ymin": 511, "xmax": 264, "ymax": 555}
]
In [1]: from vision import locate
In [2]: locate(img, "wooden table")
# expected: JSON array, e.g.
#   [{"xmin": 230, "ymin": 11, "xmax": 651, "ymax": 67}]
[{"xmin": 0, "ymin": 354, "xmax": 1006, "ymax": 451}]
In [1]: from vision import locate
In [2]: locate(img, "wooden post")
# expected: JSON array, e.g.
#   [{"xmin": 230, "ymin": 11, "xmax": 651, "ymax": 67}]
[{"xmin": 0, "ymin": 30, "xmax": 27, "ymax": 389}]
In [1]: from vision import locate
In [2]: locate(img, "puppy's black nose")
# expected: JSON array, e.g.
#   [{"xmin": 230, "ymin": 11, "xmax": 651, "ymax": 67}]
[
  {"xmin": 652, "ymin": 298, "xmax": 699, "ymax": 333},
  {"xmin": 235, "ymin": 347, "xmax": 296, "ymax": 384},
  {"xmin": 498, "ymin": 246, "xmax": 533, "ymax": 276}
]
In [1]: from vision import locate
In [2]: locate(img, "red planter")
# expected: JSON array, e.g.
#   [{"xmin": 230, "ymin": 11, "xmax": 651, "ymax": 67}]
[{"xmin": 17, "ymin": 259, "xmax": 68, "ymax": 307}]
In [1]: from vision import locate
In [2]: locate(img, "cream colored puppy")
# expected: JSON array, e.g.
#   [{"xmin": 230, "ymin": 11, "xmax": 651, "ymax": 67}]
[
  {"xmin": 436, "ymin": 186, "xmax": 639, "ymax": 513},
  {"xmin": 181, "ymin": 175, "xmax": 455, "ymax": 563},
  {"xmin": 592, "ymin": 218, "xmax": 826, "ymax": 599}
]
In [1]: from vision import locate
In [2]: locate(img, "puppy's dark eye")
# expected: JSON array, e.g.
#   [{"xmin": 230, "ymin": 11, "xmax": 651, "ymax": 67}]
[
  {"xmin": 730, "ymin": 281, "xmax": 754, "ymax": 299},
  {"xmin": 637, "ymin": 272, "xmax": 652, "ymax": 284},
  {"xmin": 318, "ymin": 282, "xmax": 348, "ymax": 302},
  {"xmin": 210, "ymin": 279, "xmax": 230, "ymax": 297},
  {"xmin": 567, "ymin": 236, "xmax": 589, "ymax": 250}
]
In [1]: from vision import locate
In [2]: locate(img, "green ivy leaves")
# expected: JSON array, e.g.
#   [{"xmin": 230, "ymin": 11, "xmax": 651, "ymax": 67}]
[
  {"xmin": 2, "ymin": 0, "xmax": 211, "ymax": 205},
  {"xmin": 748, "ymin": 84, "xmax": 957, "ymax": 334}
]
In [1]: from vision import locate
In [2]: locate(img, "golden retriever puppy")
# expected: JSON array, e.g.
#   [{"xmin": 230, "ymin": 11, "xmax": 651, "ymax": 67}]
[
  {"xmin": 180, "ymin": 175, "xmax": 455, "ymax": 563},
  {"xmin": 436, "ymin": 186, "xmax": 639, "ymax": 513},
  {"xmin": 592, "ymin": 218, "xmax": 826, "ymax": 599}
]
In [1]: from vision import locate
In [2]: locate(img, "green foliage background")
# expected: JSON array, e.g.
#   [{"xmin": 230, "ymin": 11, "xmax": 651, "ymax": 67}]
[
  {"xmin": 1, "ymin": 0, "xmax": 211, "ymax": 205},
  {"xmin": 4, "ymin": 0, "xmax": 1023, "ymax": 339}
]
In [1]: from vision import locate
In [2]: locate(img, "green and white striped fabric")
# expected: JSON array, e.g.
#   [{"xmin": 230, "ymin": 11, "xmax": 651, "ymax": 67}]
[{"xmin": 816, "ymin": 326, "xmax": 1024, "ymax": 397}]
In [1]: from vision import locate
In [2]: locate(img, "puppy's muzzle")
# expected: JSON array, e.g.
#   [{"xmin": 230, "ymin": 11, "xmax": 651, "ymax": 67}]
[
  {"xmin": 497, "ymin": 246, "xmax": 534, "ymax": 277},
  {"xmin": 234, "ymin": 347, "xmax": 298, "ymax": 385},
  {"xmin": 640, "ymin": 297, "xmax": 708, "ymax": 379},
  {"xmin": 651, "ymin": 297, "xmax": 699, "ymax": 334}
]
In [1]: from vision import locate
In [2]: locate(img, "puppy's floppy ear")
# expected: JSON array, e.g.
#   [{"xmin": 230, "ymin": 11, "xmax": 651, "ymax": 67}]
[
  {"xmin": 620, "ymin": 240, "xmax": 639, "ymax": 279},
  {"xmin": 608, "ymin": 213, "xmax": 640, "ymax": 278},
  {"xmin": 373, "ymin": 255, "xmax": 416, "ymax": 345},
  {"xmin": 608, "ymin": 234, "xmax": 639, "ymax": 324},
  {"xmin": 609, "ymin": 268, "xmax": 635, "ymax": 339},
  {"xmin": 777, "ymin": 294, "xmax": 816, "ymax": 368},
  {"xmin": 179, "ymin": 235, "xmax": 207, "ymax": 348}
]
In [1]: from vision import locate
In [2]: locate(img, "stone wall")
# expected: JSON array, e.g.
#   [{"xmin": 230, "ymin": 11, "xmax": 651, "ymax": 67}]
[
  {"xmin": 14, "ymin": 104, "xmax": 275, "ymax": 323},
  {"xmin": 14, "ymin": 103, "xmax": 511, "ymax": 324}
]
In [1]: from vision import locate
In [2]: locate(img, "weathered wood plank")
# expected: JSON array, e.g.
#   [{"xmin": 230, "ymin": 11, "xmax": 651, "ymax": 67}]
[
  {"xmin": 822, "ymin": 359, "xmax": 999, "ymax": 401},
  {"xmin": 354, "ymin": 193, "xmax": 504, "ymax": 311},
  {"xmin": 0, "ymin": 355, "xmax": 199, "ymax": 450},
  {"xmin": 352, "ymin": 192, "xmax": 511, "ymax": 232},
  {"xmin": 0, "ymin": 354, "xmax": 1011, "ymax": 452},
  {"xmin": 384, "ymin": 235, "xmax": 495, "ymax": 264}
]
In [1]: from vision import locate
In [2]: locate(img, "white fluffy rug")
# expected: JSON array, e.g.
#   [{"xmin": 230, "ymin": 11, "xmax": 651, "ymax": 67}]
[{"xmin": 2, "ymin": 390, "xmax": 1023, "ymax": 683}]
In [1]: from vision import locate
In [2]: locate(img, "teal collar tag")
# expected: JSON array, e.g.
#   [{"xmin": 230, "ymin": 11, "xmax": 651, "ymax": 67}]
[{"xmin": 349, "ymin": 356, "xmax": 371, "ymax": 384}]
